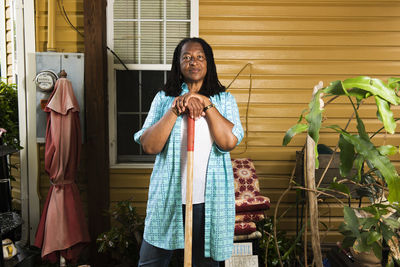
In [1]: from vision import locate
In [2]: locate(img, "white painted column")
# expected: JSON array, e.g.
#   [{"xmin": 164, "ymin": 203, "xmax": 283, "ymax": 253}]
[{"xmin": 15, "ymin": 0, "xmax": 39, "ymax": 245}]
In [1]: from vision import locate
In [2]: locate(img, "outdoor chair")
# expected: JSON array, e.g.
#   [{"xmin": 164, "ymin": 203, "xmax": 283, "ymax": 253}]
[{"xmin": 232, "ymin": 158, "xmax": 270, "ymax": 241}]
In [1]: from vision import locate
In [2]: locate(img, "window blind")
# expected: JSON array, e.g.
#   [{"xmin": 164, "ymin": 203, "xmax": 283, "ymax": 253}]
[{"xmin": 113, "ymin": 0, "xmax": 190, "ymax": 64}]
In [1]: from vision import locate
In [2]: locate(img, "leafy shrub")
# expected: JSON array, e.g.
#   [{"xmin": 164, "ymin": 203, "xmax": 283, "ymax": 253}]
[
  {"xmin": 0, "ymin": 79, "xmax": 20, "ymax": 149},
  {"xmin": 97, "ymin": 200, "xmax": 144, "ymax": 266},
  {"xmin": 257, "ymin": 217, "xmax": 301, "ymax": 266}
]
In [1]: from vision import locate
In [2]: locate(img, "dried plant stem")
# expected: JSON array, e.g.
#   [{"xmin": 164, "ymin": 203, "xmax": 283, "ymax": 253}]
[
  {"xmin": 273, "ymin": 162, "xmax": 297, "ymax": 267},
  {"xmin": 293, "ymin": 186, "xmax": 345, "ymax": 205},
  {"xmin": 304, "ymin": 203, "xmax": 308, "ymax": 267},
  {"xmin": 264, "ymin": 232, "xmax": 272, "ymax": 267}
]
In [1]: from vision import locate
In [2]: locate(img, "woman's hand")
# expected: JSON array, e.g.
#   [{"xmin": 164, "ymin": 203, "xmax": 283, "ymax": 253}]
[{"xmin": 172, "ymin": 93, "xmax": 211, "ymax": 119}]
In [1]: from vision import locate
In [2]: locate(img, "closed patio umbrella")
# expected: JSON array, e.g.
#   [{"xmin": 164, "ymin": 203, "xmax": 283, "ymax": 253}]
[{"xmin": 34, "ymin": 76, "xmax": 89, "ymax": 263}]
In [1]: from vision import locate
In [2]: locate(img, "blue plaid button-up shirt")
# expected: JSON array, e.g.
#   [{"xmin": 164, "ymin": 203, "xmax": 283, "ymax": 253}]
[{"xmin": 134, "ymin": 83, "xmax": 244, "ymax": 261}]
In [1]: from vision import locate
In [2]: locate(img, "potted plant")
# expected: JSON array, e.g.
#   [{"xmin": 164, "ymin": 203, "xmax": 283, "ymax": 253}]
[
  {"xmin": 283, "ymin": 76, "xmax": 400, "ymax": 265},
  {"xmin": 0, "ymin": 79, "xmax": 20, "ymax": 150},
  {"xmin": 257, "ymin": 216, "xmax": 301, "ymax": 266},
  {"xmin": 97, "ymin": 200, "xmax": 144, "ymax": 267}
]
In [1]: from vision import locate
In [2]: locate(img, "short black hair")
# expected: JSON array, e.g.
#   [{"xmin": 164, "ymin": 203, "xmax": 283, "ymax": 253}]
[{"xmin": 162, "ymin": 37, "xmax": 226, "ymax": 97}]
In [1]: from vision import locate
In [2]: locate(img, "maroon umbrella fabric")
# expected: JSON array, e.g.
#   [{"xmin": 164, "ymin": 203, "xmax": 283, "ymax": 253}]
[{"xmin": 34, "ymin": 78, "xmax": 90, "ymax": 263}]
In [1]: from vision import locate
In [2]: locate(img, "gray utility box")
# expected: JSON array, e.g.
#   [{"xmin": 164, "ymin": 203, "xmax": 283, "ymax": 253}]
[{"xmin": 35, "ymin": 52, "xmax": 85, "ymax": 142}]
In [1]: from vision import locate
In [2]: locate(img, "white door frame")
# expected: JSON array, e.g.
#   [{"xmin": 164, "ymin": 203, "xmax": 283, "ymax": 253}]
[{"xmin": 15, "ymin": 0, "xmax": 39, "ymax": 245}]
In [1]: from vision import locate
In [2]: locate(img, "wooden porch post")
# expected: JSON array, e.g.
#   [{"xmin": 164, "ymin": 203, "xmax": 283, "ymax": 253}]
[{"xmin": 84, "ymin": 0, "xmax": 110, "ymax": 265}]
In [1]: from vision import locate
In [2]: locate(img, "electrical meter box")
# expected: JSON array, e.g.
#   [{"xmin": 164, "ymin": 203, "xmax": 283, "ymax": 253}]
[{"xmin": 35, "ymin": 52, "xmax": 84, "ymax": 142}]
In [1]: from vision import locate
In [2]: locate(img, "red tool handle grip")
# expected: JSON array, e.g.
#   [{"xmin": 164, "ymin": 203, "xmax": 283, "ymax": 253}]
[{"xmin": 187, "ymin": 117, "xmax": 195, "ymax": 151}]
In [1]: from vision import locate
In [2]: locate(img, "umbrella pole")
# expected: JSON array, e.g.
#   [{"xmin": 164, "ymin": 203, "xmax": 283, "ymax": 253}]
[{"xmin": 184, "ymin": 117, "xmax": 195, "ymax": 267}]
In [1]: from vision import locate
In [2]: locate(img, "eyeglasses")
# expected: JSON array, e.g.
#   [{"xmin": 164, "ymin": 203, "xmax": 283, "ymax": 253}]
[{"xmin": 181, "ymin": 54, "xmax": 206, "ymax": 63}]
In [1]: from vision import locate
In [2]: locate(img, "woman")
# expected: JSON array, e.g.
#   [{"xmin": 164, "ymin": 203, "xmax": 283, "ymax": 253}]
[{"xmin": 134, "ymin": 37, "xmax": 244, "ymax": 266}]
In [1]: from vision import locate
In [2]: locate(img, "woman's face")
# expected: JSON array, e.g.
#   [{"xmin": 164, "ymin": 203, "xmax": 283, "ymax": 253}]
[{"xmin": 180, "ymin": 42, "xmax": 207, "ymax": 84}]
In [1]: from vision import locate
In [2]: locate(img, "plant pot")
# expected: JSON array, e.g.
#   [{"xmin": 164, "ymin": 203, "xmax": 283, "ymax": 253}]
[{"xmin": 350, "ymin": 247, "xmax": 381, "ymax": 267}]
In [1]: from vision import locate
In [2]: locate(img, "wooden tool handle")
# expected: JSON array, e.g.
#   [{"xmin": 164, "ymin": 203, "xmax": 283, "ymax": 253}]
[{"xmin": 184, "ymin": 117, "xmax": 195, "ymax": 267}]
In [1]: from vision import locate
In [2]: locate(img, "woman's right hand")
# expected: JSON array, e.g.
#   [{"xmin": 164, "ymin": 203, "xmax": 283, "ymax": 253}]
[{"xmin": 172, "ymin": 93, "xmax": 209, "ymax": 119}]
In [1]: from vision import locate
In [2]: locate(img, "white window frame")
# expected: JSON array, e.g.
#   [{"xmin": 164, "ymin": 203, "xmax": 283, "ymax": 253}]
[{"xmin": 107, "ymin": 0, "xmax": 199, "ymax": 168}]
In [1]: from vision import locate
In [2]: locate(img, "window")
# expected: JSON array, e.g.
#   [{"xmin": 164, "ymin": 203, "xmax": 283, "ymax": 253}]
[{"xmin": 108, "ymin": 0, "xmax": 198, "ymax": 165}]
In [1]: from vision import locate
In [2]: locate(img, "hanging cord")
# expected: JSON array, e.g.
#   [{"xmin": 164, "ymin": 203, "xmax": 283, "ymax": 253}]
[
  {"xmin": 226, "ymin": 63, "xmax": 253, "ymax": 155},
  {"xmin": 56, "ymin": 0, "xmax": 129, "ymax": 70}
]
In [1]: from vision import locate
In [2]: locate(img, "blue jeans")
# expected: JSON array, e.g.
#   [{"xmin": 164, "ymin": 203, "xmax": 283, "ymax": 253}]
[{"xmin": 138, "ymin": 203, "xmax": 219, "ymax": 267}]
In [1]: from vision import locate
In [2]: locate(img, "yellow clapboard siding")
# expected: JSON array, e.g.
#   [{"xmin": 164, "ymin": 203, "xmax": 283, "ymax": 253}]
[
  {"xmin": 37, "ymin": 15, "xmax": 84, "ymax": 27},
  {"xmin": 36, "ymin": 1, "xmax": 83, "ymax": 11},
  {"xmin": 201, "ymin": 3, "xmax": 400, "ymax": 17},
  {"xmin": 238, "ymin": 103, "xmax": 400, "ymax": 118},
  {"xmin": 203, "ymin": 31, "xmax": 400, "ymax": 47},
  {"xmin": 272, "ymin": 217, "xmax": 345, "ymax": 231},
  {"xmin": 222, "ymin": 75, "xmax": 393, "ymax": 90},
  {"xmin": 245, "ymin": 161, "xmax": 296, "ymax": 176},
  {"xmin": 110, "ymin": 168, "xmax": 152, "ymax": 174},
  {"xmin": 36, "ymin": 0, "xmax": 84, "ymax": 52},
  {"xmin": 37, "ymin": 43, "xmax": 85, "ymax": 53},
  {"xmin": 231, "ymin": 88, "xmax": 382, "ymax": 105},
  {"xmin": 216, "ymin": 60, "xmax": 400, "ymax": 76},
  {"xmin": 213, "ymin": 46, "xmax": 400, "ymax": 61},
  {"xmin": 38, "ymin": 30, "xmax": 84, "ymax": 42},
  {"xmin": 110, "ymin": 188, "xmax": 149, "ymax": 202},
  {"xmin": 200, "ymin": 17, "xmax": 400, "ymax": 32},
  {"xmin": 110, "ymin": 174, "xmax": 151, "ymax": 188},
  {"xmin": 269, "ymin": 202, "xmax": 355, "ymax": 217}
]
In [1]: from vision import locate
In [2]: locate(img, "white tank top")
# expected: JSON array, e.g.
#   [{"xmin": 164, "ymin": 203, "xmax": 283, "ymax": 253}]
[{"xmin": 180, "ymin": 115, "xmax": 213, "ymax": 204}]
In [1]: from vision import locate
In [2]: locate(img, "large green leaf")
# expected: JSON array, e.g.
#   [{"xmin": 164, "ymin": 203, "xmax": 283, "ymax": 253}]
[
  {"xmin": 305, "ymin": 89, "xmax": 324, "ymax": 144},
  {"xmin": 343, "ymin": 206, "xmax": 360, "ymax": 238},
  {"xmin": 384, "ymin": 218, "xmax": 400, "ymax": 230},
  {"xmin": 354, "ymin": 232, "xmax": 371, "ymax": 252},
  {"xmin": 342, "ymin": 76, "xmax": 400, "ymax": 105},
  {"xmin": 353, "ymin": 155, "xmax": 364, "ymax": 181},
  {"xmin": 329, "ymin": 126, "xmax": 400, "ymax": 203},
  {"xmin": 375, "ymin": 96, "xmax": 396, "ymax": 134},
  {"xmin": 361, "ymin": 205, "xmax": 386, "ymax": 218},
  {"xmin": 361, "ymin": 217, "xmax": 379, "ymax": 230},
  {"xmin": 323, "ymin": 76, "xmax": 400, "ymax": 106},
  {"xmin": 324, "ymin": 80, "xmax": 370, "ymax": 101},
  {"xmin": 282, "ymin": 123, "xmax": 308, "ymax": 146},
  {"xmin": 388, "ymin": 78, "xmax": 400, "ymax": 91},
  {"xmin": 372, "ymin": 242, "xmax": 382, "ymax": 260},
  {"xmin": 341, "ymin": 236, "xmax": 357, "ymax": 248},
  {"xmin": 355, "ymin": 109, "xmax": 370, "ymax": 141},
  {"xmin": 367, "ymin": 231, "xmax": 382, "ymax": 245},
  {"xmin": 377, "ymin": 145, "xmax": 398, "ymax": 156},
  {"xmin": 323, "ymin": 80, "xmax": 343, "ymax": 95},
  {"xmin": 339, "ymin": 134, "xmax": 355, "ymax": 177},
  {"xmin": 381, "ymin": 223, "xmax": 396, "ymax": 243}
]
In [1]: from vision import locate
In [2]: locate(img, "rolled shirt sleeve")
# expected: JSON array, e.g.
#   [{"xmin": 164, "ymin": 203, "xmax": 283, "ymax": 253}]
[{"xmin": 212, "ymin": 92, "xmax": 244, "ymax": 153}]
